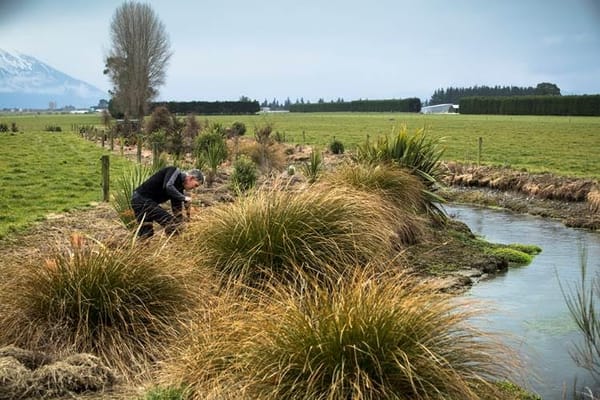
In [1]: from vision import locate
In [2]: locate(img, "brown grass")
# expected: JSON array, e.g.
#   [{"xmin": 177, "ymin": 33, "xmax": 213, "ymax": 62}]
[{"xmin": 444, "ymin": 162, "xmax": 596, "ymax": 202}]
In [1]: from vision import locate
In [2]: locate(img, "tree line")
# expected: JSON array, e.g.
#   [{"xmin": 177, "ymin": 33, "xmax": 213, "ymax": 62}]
[
  {"xmin": 289, "ymin": 98, "xmax": 422, "ymax": 113},
  {"xmin": 459, "ymin": 95, "xmax": 600, "ymax": 116},
  {"xmin": 428, "ymin": 83, "xmax": 561, "ymax": 105},
  {"xmin": 152, "ymin": 100, "xmax": 260, "ymax": 115}
]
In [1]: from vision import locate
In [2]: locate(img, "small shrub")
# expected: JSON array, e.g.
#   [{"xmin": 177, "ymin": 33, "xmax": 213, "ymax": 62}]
[
  {"xmin": 10, "ymin": 122, "xmax": 18, "ymax": 133},
  {"xmin": 45, "ymin": 125, "xmax": 62, "ymax": 132},
  {"xmin": 329, "ymin": 137, "xmax": 345, "ymax": 154},
  {"xmin": 0, "ymin": 123, "xmax": 8, "ymax": 132},
  {"xmin": 231, "ymin": 155, "xmax": 258, "ymax": 192},
  {"xmin": 230, "ymin": 121, "xmax": 246, "ymax": 137}
]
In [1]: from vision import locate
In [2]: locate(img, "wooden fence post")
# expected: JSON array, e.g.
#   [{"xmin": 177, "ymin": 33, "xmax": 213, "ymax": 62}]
[
  {"xmin": 478, "ymin": 137, "xmax": 483, "ymax": 166},
  {"xmin": 137, "ymin": 134, "xmax": 142, "ymax": 163},
  {"xmin": 101, "ymin": 155, "xmax": 110, "ymax": 202}
]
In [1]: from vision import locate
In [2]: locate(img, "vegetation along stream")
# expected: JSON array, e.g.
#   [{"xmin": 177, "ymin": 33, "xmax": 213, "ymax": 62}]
[{"xmin": 447, "ymin": 204, "xmax": 600, "ymax": 399}]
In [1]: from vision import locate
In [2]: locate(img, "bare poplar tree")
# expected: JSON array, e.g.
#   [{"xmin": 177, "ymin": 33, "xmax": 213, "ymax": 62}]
[{"xmin": 104, "ymin": 1, "xmax": 171, "ymax": 121}]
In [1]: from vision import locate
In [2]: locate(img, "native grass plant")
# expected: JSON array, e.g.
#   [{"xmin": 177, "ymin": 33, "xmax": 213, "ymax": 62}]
[
  {"xmin": 0, "ymin": 234, "xmax": 199, "ymax": 378},
  {"xmin": 230, "ymin": 155, "xmax": 258, "ymax": 192},
  {"xmin": 111, "ymin": 163, "xmax": 156, "ymax": 229},
  {"xmin": 199, "ymin": 140, "xmax": 227, "ymax": 187},
  {"xmin": 182, "ymin": 184, "xmax": 397, "ymax": 282},
  {"xmin": 237, "ymin": 138, "xmax": 286, "ymax": 172},
  {"xmin": 322, "ymin": 163, "xmax": 428, "ymax": 244},
  {"xmin": 161, "ymin": 265, "xmax": 520, "ymax": 400},
  {"xmin": 356, "ymin": 125, "xmax": 447, "ymax": 223},
  {"xmin": 299, "ymin": 147, "xmax": 324, "ymax": 183},
  {"xmin": 561, "ymin": 249, "xmax": 600, "ymax": 388}
]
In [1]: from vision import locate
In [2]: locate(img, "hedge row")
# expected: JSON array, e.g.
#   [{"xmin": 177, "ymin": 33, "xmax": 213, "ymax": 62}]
[
  {"xmin": 459, "ymin": 95, "xmax": 600, "ymax": 116},
  {"xmin": 152, "ymin": 101, "xmax": 261, "ymax": 115},
  {"xmin": 289, "ymin": 98, "xmax": 422, "ymax": 113}
]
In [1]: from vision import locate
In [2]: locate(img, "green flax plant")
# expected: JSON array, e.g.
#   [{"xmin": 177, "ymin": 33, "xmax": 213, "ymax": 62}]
[
  {"xmin": 183, "ymin": 183, "xmax": 397, "ymax": 282},
  {"xmin": 356, "ymin": 125, "xmax": 447, "ymax": 223},
  {"xmin": 199, "ymin": 140, "xmax": 227, "ymax": 187},
  {"xmin": 162, "ymin": 264, "xmax": 520, "ymax": 400},
  {"xmin": 322, "ymin": 162, "xmax": 428, "ymax": 244},
  {"xmin": 299, "ymin": 147, "xmax": 324, "ymax": 183},
  {"xmin": 0, "ymin": 234, "xmax": 199, "ymax": 379},
  {"xmin": 112, "ymin": 163, "xmax": 156, "ymax": 229}
]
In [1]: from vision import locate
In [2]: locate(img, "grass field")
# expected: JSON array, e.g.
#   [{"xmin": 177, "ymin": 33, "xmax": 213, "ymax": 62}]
[
  {"xmin": 203, "ymin": 112, "xmax": 600, "ymax": 179},
  {"xmin": 1, "ymin": 111, "xmax": 599, "ymax": 238},
  {"xmin": 0, "ymin": 123, "xmax": 134, "ymax": 238}
]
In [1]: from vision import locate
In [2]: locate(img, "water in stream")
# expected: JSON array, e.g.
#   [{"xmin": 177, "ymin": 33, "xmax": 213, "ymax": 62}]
[{"xmin": 447, "ymin": 204, "xmax": 600, "ymax": 400}]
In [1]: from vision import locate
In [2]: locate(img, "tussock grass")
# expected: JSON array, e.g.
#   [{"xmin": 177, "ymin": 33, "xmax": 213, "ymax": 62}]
[
  {"xmin": 322, "ymin": 163, "xmax": 428, "ymax": 244},
  {"xmin": 161, "ymin": 265, "xmax": 520, "ymax": 400},
  {"xmin": 182, "ymin": 184, "xmax": 397, "ymax": 281},
  {"xmin": 0, "ymin": 233, "xmax": 200, "ymax": 378},
  {"xmin": 588, "ymin": 187, "xmax": 600, "ymax": 213}
]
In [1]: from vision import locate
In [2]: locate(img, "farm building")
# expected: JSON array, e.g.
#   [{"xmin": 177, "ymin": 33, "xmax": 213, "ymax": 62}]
[{"xmin": 421, "ymin": 103, "xmax": 459, "ymax": 114}]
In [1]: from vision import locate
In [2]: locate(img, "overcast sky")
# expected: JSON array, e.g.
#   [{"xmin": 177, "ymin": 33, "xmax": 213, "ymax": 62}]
[{"xmin": 1, "ymin": 0, "xmax": 599, "ymax": 102}]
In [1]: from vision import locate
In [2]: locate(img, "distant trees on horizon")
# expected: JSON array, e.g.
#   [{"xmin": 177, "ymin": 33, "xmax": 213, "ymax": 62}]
[{"xmin": 427, "ymin": 82, "xmax": 561, "ymax": 105}]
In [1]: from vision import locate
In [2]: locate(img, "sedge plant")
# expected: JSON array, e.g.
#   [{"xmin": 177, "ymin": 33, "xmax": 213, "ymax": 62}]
[
  {"xmin": 161, "ymin": 264, "xmax": 521, "ymax": 400},
  {"xmin": 0, "ymin": 234, "xmax": 199, "ymax": 378},
  {"xmin": 322, "ymin": 162, "xmax": 429, "ymax": 244},
  {"xmin": 182, "ymin": 184, "xmax": 397, "ymax": 282}
]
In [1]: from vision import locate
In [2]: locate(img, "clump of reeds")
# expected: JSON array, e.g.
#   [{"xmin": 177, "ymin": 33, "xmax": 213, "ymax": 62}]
[
  {"xmin": 322, "ymin": 162, "xmax": 428, "ymax": 244},
  {"xmin": 0, "ymin": 233, "xmax": 200, "ymax": 378},
  {"xmin": 161, "ymin": 264, "xmax": 520, "ymax": 400},
  {"xmin": 182, "ymin": 184, "xmax": 397, "ymax": 281}
]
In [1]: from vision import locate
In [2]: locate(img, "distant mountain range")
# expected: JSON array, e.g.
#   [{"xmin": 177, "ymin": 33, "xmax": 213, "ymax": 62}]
[{"xmin": 0, "ymin": 49, "xmax": 106, "ymax": 110}]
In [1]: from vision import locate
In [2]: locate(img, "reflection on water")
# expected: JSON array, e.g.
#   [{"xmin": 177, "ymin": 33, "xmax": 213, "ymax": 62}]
[{"xmin": 447, "ymin": 204, "xmax": 600, "ymax": 400}]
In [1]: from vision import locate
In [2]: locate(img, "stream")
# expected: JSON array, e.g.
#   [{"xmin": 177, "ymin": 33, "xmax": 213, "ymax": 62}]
[{"xmin": 447, "ymin": 204, "xmax": 600, "ymax": 400}]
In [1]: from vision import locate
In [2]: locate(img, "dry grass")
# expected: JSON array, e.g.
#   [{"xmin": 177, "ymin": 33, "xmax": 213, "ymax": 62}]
[
  {"xmin": 322, "ymin": 162, "xmax": 429, "ymax": 244},
  {"xmin": 588, "ymin": 187, "xmax": 600, "ymax": 213},
  {"xmin": 444, "ymin": 162, "xmax": 596, "ymax": 202},
  {"xmin": 0, "ymin": 233, "xmax": 202, "ymax": 379},
  {"xmin": 181, "ymin": 182, "xmax": 398, "ymax": 283},
  {"xmin": 0, "ymin": 347, "xmax": 115, "ymax": 399},
  {"xmin": 159, "ymin": 264, "xmax": 521, "ymax": 400}
]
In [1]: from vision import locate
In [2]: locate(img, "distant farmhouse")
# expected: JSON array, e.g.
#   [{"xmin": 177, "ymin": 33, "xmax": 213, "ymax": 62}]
[{"xmin": 421, "ymin": 103, "xmax": 459, "ymax": 114}]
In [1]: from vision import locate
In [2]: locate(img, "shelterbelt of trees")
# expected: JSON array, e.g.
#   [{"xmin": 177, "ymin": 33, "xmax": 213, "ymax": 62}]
[
  {"xmin": 428, "ymin": 82, "xmax": 561, "ymax": 105},
  {"xmin": 460, "ymin": 95, "xmax": 600, "ymax": 116}
]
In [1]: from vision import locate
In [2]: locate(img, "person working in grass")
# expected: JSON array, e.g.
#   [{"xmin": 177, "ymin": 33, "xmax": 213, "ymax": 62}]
[{"xmin": 131, "ymin": 166, "xmax": 203, "ymax": 238}]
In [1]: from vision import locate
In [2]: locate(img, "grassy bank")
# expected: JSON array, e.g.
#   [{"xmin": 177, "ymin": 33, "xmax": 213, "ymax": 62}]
[{"xmin": 0, "ymin": 128, "xmax": 133, "ymax": 239}]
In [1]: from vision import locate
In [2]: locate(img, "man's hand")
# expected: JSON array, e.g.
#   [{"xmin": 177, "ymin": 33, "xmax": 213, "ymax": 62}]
[{"xmin": 184, "ymin": 196, "xmax": 192, "ymax": 203}]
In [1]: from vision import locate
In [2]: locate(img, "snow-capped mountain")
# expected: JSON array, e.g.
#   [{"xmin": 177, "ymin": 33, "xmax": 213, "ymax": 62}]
[{"xmin": 0, "ymin": 48, "xmax": 106, "ymax": 109}]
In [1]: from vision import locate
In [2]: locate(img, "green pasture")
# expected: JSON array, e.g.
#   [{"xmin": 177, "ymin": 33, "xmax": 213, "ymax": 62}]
[
  {"xmin": 0, "ymin": 125, "xmax": 133, "ymax": 239},
  {"xmin": 0, "ymin": 111, "xmax": 599, "ymax": 239},
  {"xmin": 204, "ymin": 112, "xmax": 600, "ymax": 179}
]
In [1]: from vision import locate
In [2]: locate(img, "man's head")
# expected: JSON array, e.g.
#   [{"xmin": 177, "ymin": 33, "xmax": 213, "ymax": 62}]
[{"xmin": 184, "ymin": 169, "xmax": 203, "ymax": 189}]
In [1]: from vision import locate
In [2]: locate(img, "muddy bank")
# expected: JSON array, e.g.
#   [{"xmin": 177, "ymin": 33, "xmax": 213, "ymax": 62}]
[{"xmin": 441, "ymin": 162, "xmax": 600, "ymax": 231}]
